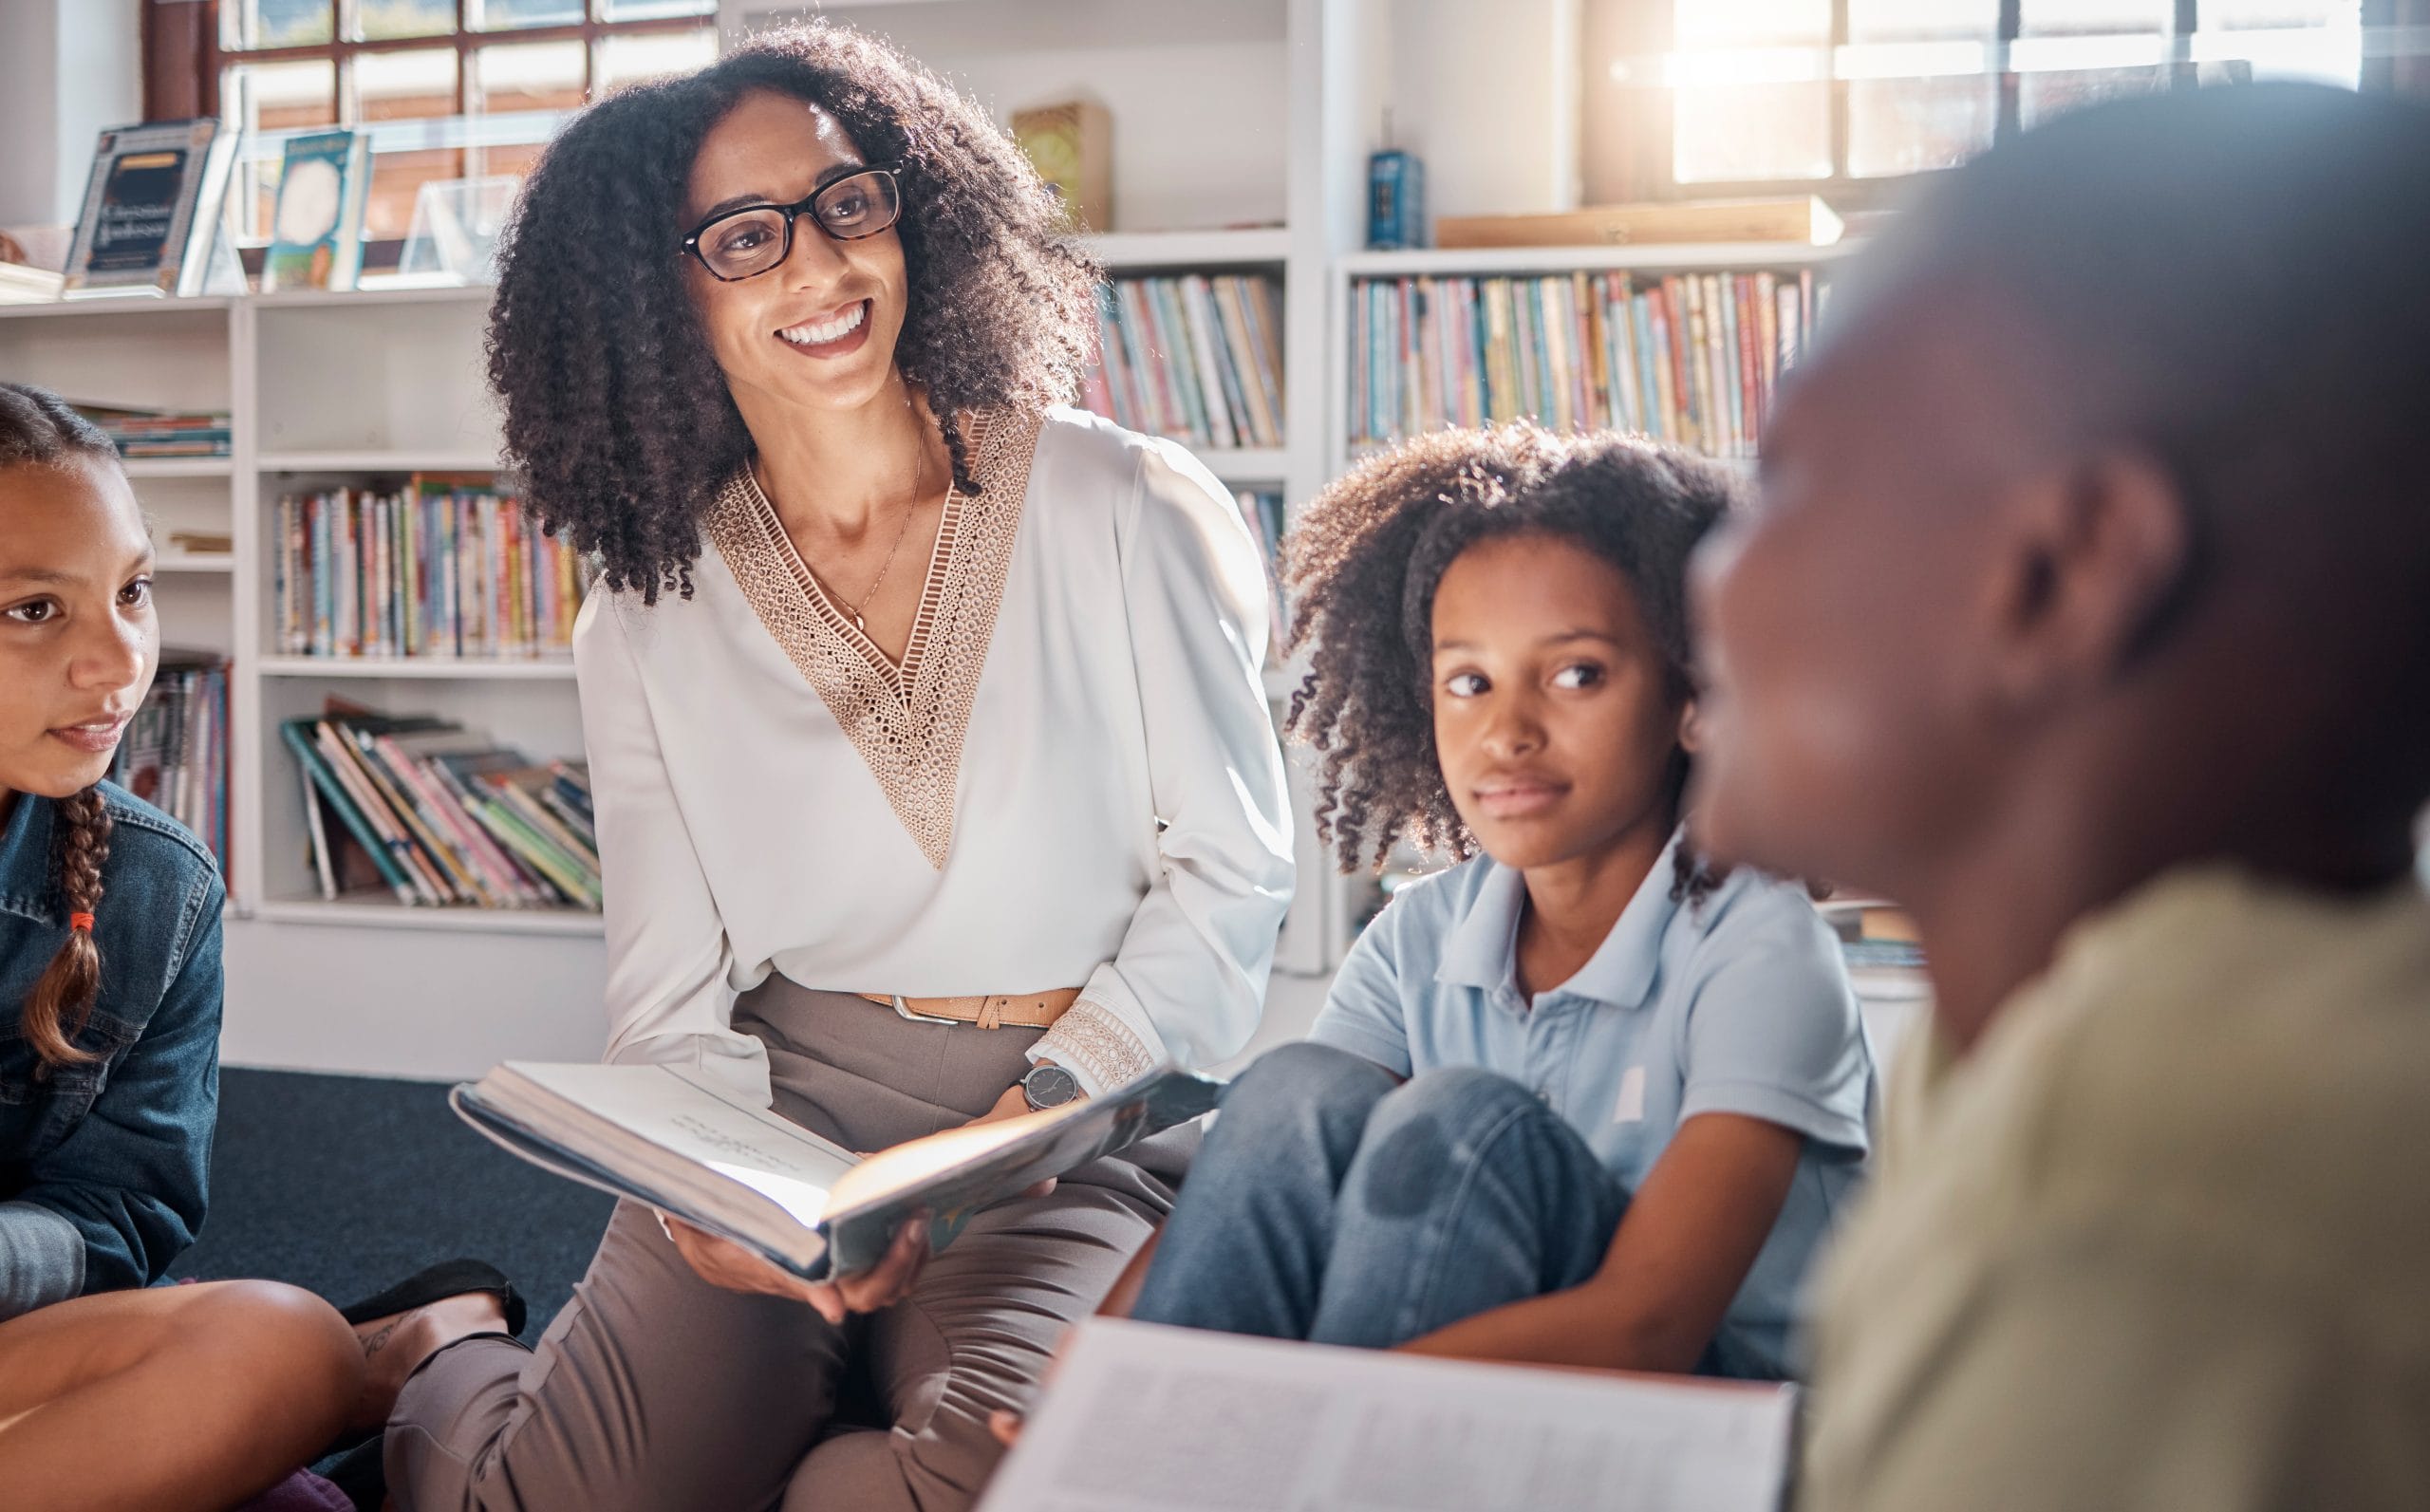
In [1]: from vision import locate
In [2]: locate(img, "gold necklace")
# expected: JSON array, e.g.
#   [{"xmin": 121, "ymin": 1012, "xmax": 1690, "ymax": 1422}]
[
  {"xmin": 754, "ymin": 446, "xmax": 935, "ymax": 633},
  {"xmin": 840, "ymin": 486, "xmax": 919, "ymax": 633}
]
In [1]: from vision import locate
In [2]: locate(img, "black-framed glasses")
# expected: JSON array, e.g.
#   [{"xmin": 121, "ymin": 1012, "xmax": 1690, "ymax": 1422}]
[{"xmin": 680, "ymin": 168, "xmax": 904, "ymax": 282}]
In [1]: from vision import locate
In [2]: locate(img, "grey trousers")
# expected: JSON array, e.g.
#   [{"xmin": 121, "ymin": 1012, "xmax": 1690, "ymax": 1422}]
[{"xmin": 386, "ymin": 982, "xmax": 1180, "ymax": 1512}]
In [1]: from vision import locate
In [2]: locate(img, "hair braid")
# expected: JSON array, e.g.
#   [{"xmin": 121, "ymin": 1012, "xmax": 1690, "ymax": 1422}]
[{"xmin": 22, "ymin": 786, "xmax": 111, "ymax": 1069}]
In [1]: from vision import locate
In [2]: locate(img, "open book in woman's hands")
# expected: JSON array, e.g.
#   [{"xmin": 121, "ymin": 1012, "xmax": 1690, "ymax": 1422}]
[{"xmin": 451, "ymin": 1061, "xmax": 1223, "ymax": 1279}]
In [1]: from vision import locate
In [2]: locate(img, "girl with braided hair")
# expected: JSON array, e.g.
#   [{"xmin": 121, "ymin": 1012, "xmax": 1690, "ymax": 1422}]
[
  {"xmin": 0, "ymin": 381, "xmax": 368, "ymax": 1507},
  {"xmin": 383, "ymin": 19, "xmax": 1291, "ymax": 1512}
]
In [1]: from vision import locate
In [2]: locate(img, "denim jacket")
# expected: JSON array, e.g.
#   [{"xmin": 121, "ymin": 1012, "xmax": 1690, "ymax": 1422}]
[{"xmin": 0, "ymin": 781, "xmax": 223, "ymax": 1316}]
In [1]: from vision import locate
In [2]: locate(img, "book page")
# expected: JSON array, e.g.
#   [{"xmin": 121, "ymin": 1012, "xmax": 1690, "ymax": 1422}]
[
  {"xmin": 979, "ymin": 1319, "xmax": 1794, "ymax": 1512},
  {"xmin": 485, "ymin": 1062, "xmax": 857, "ymax": 1227},
  {"xmin": 815, "ymin": 1068, "xmax": 1222, "ymax": 1276}
]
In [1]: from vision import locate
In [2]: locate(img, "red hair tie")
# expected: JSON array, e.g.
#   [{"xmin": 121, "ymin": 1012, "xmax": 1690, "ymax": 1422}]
[{"xmin": 68, "ymin": 911, "xmax": 94, "ymax": 934}]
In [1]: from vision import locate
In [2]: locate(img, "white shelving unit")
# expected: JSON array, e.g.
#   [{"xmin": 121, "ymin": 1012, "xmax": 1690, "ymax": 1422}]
[
  {"xmin": 0, "ymin": 0, "xmax": 1861, "ymax": 1076},
  {"xmin": 251, "ymin": 898, "xmax": 607, "ymax": 937},
  {"xmin": 122, "ymin": 457, "xmax": 235, "ymax": 479},
  {"xmin": 1336, "ymin": 243, "xmax": 1849, "ymax": 278}
]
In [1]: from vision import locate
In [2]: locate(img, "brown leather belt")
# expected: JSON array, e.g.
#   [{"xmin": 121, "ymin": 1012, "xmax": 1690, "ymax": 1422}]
[{"xmin": 857, "ymin": 989, "xmax": 1079, "ymax": 1030}]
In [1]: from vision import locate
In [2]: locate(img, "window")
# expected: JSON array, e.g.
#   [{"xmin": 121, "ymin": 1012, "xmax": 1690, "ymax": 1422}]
[
  {"xmin": 212, "ymin": 1, "xmax": 718, "ymax": 246},
  {"xmin": 1647, "ymin": 0, "xmax": 2366, "ymax": 194}
]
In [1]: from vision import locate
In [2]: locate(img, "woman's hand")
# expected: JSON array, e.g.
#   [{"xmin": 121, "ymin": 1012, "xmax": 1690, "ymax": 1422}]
[
  {"xmin": 968, "ymin": 1081, "xmax": 1035, "ymax": 1128},
  {"xmin": 660, "ymin": 1211, "xmax": 929, "ymax": 1325},
  {"xmin": 964, "ymin": 1073, "xmax": 1082, "ymax": 1198}
]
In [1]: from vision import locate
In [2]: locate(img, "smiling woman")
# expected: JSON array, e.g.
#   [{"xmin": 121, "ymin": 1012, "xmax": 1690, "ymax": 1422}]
[
  {"xmin": 484, "ymin": 26, "xmax": 1098, "ymax": 606},
  {"xmin": 380, "ymin": 22, "xmax": 1296, "ymax": 1512}
]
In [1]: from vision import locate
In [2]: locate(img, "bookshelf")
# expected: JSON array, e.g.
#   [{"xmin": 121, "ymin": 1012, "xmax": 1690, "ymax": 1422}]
[{"xmin": 0, "ymin": 0, "xmax": 1870, "ymax": 1076}]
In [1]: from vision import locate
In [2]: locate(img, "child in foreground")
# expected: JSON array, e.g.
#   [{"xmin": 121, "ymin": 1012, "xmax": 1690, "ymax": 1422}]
[
  {"xmin": 1684, "ymin": 84, "xmax": 2430, "ymax": 1509},
  {"xmin": 1106, "ymin": 424, "xmax": 1874, "ymax": 1378}
]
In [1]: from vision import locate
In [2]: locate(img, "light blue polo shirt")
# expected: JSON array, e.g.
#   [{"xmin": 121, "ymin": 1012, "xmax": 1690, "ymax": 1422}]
[{"xmin": 1309, "ymin": 830, "xmax": 1876, "ymax": 1378}]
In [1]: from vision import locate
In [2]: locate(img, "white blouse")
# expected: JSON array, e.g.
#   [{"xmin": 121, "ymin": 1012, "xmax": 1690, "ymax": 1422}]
[{"xmin": 573, "ymin": 407, "xmax": 1295, "ymax": 1105}]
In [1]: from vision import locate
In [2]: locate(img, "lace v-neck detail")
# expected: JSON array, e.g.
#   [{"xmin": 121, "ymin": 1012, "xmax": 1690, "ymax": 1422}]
[
  {"xmin": 707, "ymin": 410, "xmax": 1041, "ymax": 868},
  {"xmin": 743, "ymin": 459, "xmax": 956, "ymax": 686}
]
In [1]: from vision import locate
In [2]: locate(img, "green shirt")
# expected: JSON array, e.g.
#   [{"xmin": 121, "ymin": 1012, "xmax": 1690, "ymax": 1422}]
[{"xmin": 1803, "ymin": 868, "xmax": 2430, "ymax": 1511}]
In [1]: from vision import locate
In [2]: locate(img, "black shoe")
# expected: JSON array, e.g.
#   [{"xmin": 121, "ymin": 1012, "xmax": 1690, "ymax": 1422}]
[
  {"xmin": 339, "ymin": 1258, "xmax": 527, "ymax": 1338},
  {"xmin": 322, "ymin": 1260, "xmax": 530, "ymax": 1465},
  {"xmin": 321, "ymin": 1436, "xmax": 386, "ymax": 1512}
]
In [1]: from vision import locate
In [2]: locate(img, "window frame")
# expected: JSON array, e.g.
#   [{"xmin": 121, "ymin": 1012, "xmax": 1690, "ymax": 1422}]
[
  {"xmin": 158, "ymin": 2, "xmax": 718, "ymax": 262},
  {"xmin": 1648, "ymin": 0, "xmax": 2389, "ymax": 207},
  {"xmin": 206, "ymin": 1, "xmax": 717, "ymax": 121},
  {"xmin": 155, "ymin": 1, "xmax": 717, "ymax": 122}
]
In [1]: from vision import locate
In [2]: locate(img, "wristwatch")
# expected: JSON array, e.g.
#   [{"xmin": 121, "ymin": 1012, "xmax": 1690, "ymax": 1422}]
[{"xmin": 1019, "ymin": 1061, "xmax": 1083, "ymax": 1111}]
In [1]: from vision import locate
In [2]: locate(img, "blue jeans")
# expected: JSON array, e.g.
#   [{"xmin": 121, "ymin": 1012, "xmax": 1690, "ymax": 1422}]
[{"xmin": 1132, "ymin": 1041, "xmax": 1627, "ymax": 1349}]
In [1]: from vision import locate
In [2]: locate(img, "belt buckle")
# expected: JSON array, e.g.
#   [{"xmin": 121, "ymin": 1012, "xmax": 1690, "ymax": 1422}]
[{"xmin": 888, "ymin": 993, "xmax": 964, "ymax": 1027}]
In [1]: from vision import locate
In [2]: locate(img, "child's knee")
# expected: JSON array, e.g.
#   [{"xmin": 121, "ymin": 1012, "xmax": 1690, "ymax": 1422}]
[
  {"xmin": 1378, "ymin": 1066, "xmax": 1546, "ymax": 1132},
  {"xmin": 1223, "ymin": 1040, "xmax": 1392, "ymax": 1119},
  {"xmin": 1340, "ymin": 1071, "xmax": 1565, "ymax": 1216},
  {"xmin": 189, "ymin": 1279, "xmax": 362, "ymax": 1398}
]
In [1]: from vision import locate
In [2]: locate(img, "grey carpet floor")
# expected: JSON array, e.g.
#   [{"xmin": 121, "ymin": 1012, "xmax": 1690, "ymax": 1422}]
[{"xmin": 170, "ymin": 1067, "xmax": 614, "ymax": 1338}]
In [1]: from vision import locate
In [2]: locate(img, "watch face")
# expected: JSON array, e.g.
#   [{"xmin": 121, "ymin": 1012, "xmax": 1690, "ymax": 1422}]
[{"xmin": 1023, "ymin": 1064, "xmax": 1081, "ymax": 1110}]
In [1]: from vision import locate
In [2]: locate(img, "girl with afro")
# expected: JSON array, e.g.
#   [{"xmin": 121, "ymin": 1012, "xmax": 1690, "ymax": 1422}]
[{"xmin": 1114, "ymin": 423, "xmax": 1877, "ymax": 1381}]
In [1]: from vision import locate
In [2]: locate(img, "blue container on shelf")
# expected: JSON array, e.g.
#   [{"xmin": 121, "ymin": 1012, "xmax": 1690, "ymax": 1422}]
[{"xmin": 1366, "ymin": 148, "xmax": 1427, "ymax": 251}]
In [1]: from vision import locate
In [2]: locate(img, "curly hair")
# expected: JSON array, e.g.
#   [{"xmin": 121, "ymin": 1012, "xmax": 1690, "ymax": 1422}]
[
  {"xmin": 1, "ymin": 382, "xmax": 122, "ymax": 1068},
  {"xmin": 486, "ymin": 21, "xmax": 1099, "ymax": 603},
  {"xmin": 1282, "ymin": 423, "xmax": 1738, "ymax": 894}
]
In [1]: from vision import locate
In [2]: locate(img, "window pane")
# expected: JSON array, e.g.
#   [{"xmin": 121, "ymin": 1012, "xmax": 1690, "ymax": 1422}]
[
  {"xmin": 227, "ymin": 60, "xmax": 340, "ymax": 133},
  {"xmin": 2198, "ymin": 1, "xmax": 2362, "ymax": 86},
  {"xmin": 355, "ymin": 47, "xmax": 460, "ymax": 121},
  {"xmin": 1850, "ymin": 0, "xmax": 1997, "ymax": 42},
  {"xmin": 355, "ymin": 48, "xmax": 467, "ymax": 238},
  {"xmin": 1671, "ymin": 0, "xmax": 1828, "ymax": 183},
  {"xmin": 1675, "ymin": 0, "xmax": 1828, "ymax": 47},
  {"xmin": 223, "ymin": 62, "xmax": 340, "ymax": 243},
  {"xmin": 2019, "ymin": 0, "xmax": 2174, "ymax": 128},
  {"xmin": 476, "ymin": 41, "xmax": 588, "ymax": 115},
  {"xmin": 473, "ymin": 0, "xmax": 589, "ymax": 28},
  {"xmin": 1849, "ymin": 78, "xmax": 1996, "ymax": 176},
  {"xmin": 367, "ymin": 148, "xmax": 470, "ymax": 240},
  {"xmin": 602, "ymin": 0, "xmax": 720, "ymax": 19},
  {"xmin": 2203, "ymin": 0, "xmax": 2345, "ymax": 24},
  {"xmin": 2022, "ymin": 0, "xmax": 2174, "ymax": 33},
  {"xmin": 480, "ymin": 142, "xmax": 551, "ymax": 181},
  {"xmin": 1675, "ymin": 83, "xmax": 1833, "ymax": 181},
  {"xmin": 227, "ymin": 0, "xmax": 334, "ymax": 50},
  {"xmin": 355, "ymin": 0, "xmax": 456, "ymax": 42},
  {"xmin": 1846, "ymin": 0, "xmax": 1998, "ymax": 177},
  {"xmin": 595, "ymin": 28, "xmax": 719, "ymax": 95}
]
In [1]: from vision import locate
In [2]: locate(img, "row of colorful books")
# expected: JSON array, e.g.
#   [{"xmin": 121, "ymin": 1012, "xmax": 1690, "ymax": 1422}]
[
  {"xmin": 1078, "ymin": 274, "xmax": 1286, "ymax": 453},
  {"xmin": 1348, "ymin": 270, "xmax": 1827, "ymax": 459},
  {"xmin": 71, "ymin": 401, "xmax": 234, "ymax": 459},
  {"xmin": 273, "ymin": 477, "xmax": 587, "ymax": 661},
  {"xmin": 1230, "ymin": 487, "xmax": 1289, "ymax": 654},
  {"xmin": 281, "ymin": 706, "xmax": 599, "ymax": 910},
  {"xmin": 110, "ymin": 650, "xmax": 230, "ymax": 870}
]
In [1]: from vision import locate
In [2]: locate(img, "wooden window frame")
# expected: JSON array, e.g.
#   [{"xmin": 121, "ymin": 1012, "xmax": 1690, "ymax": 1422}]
[
  {"xmin": 160, "ymin": 1, "xmax": 719, "ymax": 121},
  {"xmin": 1642, "ymin": 0, "xmax": 2388, "ymax": 210},
  {"xmin": 178, "ymin": 2, "xmax": 717, "ymax": 270}
]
